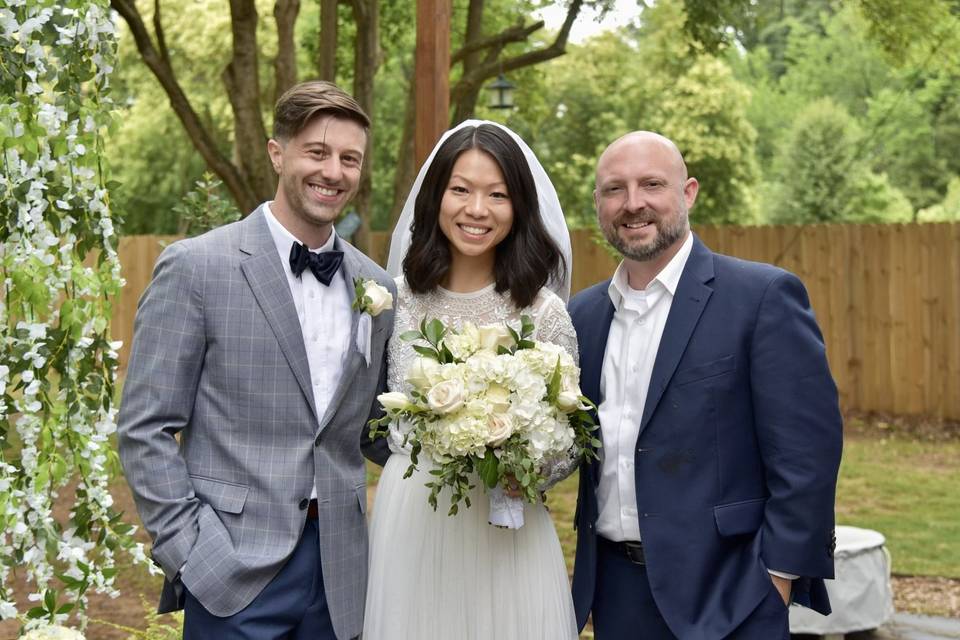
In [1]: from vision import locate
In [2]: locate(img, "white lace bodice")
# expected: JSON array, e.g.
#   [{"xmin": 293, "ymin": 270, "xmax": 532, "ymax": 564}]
[{"xmin": 386, "ymin": 279, "xmax": 581, "ymax": 487}]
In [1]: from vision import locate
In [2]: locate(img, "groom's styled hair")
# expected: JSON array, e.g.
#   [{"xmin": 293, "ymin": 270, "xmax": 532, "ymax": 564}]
[
  {"xmin": 272, "ymin": 80, "xmax": 370, "ymax": 141},
  {"xmin": 403, "ymin": 124, "xmax": 565, "ymax": 310}
]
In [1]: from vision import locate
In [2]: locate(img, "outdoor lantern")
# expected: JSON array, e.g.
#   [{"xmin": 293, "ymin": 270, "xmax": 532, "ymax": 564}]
[{"xmin": 486, "ymin": 74, "xmax": 516, "ymax": 110}]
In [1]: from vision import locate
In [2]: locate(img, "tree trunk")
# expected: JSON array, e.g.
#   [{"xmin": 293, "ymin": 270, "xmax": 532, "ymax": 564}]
[
  {"xmin": 273, "ymin": 0, "xmax": 301, "ymax": 105},
  {"xmin": 223, "ymin": 0, "xmax": 276, "ymax": 206},
  {"xmin": 318, "ymin": 0, "xmax": 339, "ymax": 80},
  {"xmin": 389, "ymin": 77, "xmax": 418, "ymax": 229},
  {"xmin": 347, "ymin": 0, "xmax": 379, "ymax": 254},
  {"xmin": 110, "ymin": 0, "xmax": 260, "ymax": 213},
  {"xmin": 390, "ymin": 0, "xmax": 585, "ymax": 224},
  {"xmin": 451, "ymin": 0, "xmax": 485, "ymax": 124}
]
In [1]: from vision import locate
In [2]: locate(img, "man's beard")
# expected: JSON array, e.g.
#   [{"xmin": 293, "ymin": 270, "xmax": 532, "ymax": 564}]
[{"xmin": 602, "ymin": 208, "xmax": 688, "ymax": 262}]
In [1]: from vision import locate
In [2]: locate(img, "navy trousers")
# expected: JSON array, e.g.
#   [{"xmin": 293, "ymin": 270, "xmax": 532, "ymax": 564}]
[
  {"xmin": 591, "ymin": 539, "xmax": 790, "ymax": 640},
  {"xmin": 183, "ymin": 518, "xmax": 339, "ymax": 640}
]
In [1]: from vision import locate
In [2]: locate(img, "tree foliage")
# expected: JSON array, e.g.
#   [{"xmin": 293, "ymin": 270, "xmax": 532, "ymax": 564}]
[{"xmin": 109, "ymin": 0, "xmax": 960, "ymax": 231}]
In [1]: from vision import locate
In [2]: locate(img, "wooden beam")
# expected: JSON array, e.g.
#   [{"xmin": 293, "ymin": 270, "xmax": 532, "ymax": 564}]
[{"xmin": 414, "ymin": 0, "xmax": 450, "ymax": 167}]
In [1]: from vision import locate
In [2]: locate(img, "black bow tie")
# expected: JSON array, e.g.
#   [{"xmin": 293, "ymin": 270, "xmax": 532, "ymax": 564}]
[{"xmin": 289, "ymin": 242, "xmax": 344, "ymax": 285}]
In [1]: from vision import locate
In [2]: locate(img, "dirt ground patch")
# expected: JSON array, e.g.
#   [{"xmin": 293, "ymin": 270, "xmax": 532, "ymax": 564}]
[
  {"xmin": 845, "ymin": 412, "xmax": 960, "ymax": 444},
  {"xmin": 893, "ymin": 575, "xmax": 960, "ymax": 618}
]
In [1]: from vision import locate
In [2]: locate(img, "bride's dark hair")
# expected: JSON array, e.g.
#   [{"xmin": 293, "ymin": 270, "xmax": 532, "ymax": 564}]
[{"xmin": 402, "ymin": 124, "xmax": 564, "ymax": 309}]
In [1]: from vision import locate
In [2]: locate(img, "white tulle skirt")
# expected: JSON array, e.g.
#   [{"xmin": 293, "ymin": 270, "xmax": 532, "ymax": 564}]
[{"xmin": 363, "ymin": 453, "xmax": 578, "ymax": 640}]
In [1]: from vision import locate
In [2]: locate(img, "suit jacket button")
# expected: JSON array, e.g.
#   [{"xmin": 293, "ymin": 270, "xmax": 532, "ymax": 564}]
[{"xmin": 299, "ymin": 498, "xmax": 309, "ymax": 510}]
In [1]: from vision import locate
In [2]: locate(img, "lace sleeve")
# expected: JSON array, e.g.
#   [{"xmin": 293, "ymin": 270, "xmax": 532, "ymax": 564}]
[
  {"xmin": 530, "ymin": 289, "xmax": 579, "ymax": 366},
  {"xmin": 530, "ymin": 289, "xmax": 581, "ymax": 491}
]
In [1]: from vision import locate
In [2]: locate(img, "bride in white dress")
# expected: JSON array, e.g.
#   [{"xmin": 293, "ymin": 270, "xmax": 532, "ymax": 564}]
[{"xmin": 362, "ymin": 121, "xmax": 579, "ymax": 640}]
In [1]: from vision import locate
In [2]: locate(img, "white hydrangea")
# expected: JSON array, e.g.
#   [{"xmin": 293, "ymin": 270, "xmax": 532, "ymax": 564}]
[{"xmin": 21, "ymin": 625, "xmax": 85, "ymax": 640}]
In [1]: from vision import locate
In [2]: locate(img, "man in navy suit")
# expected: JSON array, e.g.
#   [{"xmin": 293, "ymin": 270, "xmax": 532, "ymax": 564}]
[{"xmin": 569, "ymin": 131, "xmax": 842, "ymax": 639}]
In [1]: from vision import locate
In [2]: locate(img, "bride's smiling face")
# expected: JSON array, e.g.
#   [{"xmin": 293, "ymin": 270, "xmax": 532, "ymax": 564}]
[{"xmin": 438, "ymin": 149, "xmax": 514, "ymax": 262}]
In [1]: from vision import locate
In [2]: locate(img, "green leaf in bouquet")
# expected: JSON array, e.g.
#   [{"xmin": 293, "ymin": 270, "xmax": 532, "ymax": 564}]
[
  {"xmin": 410, "ymin": 442, "xmax": 421, "ymax": 466},
  {"xmin": 439, "ymin": 343, "xmax": 455, "ymax": 364},
  {"xmin": 399, "ymin": 330, "xmax": 423, "ymax": 342},
  {"xmin": 546, "ymin": 357, "xmax": 562, "ymax": 403},
  {"xmin": 518, "ymin": 339, "xmax": 536, "ymax": 350},
  {"xmin": 519, "ymin": 314, "xmax": 535, "ymax": 340},
  {"xmin": 477, "ymin": 449, "xmax": 500, "ymax": 489},
  {"xmin": 424, "ymin": 318, "xmax": 446, "ymax": 346},
  {"xmin": 507, "ymin": 325, "xmax": 521, "ymax": 347},
  {"xmin": 412, "ymin": 344, "xmax": 440, "ymax": 360}
]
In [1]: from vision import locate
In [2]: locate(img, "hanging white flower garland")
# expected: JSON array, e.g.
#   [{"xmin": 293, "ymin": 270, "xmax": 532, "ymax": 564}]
[{"xmin": 1, "ymin": 0, "xmax": 153, "ymax": 631}]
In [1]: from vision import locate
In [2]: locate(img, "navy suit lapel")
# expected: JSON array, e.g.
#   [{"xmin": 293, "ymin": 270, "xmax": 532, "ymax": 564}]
[
  {"xmin": 573, "ymin": 283, "xmax": 615, "ymax": 487},
  {"xmin": 578, "ymin": 284, "xmax": 616, "ymax": 408},
  {"xmin": 639, "ymin": 236, "xmax": 715, "ymax": 434},
  {"xmin": 239, "ymin": 208, "xmax": 320, "ymax": 422}
]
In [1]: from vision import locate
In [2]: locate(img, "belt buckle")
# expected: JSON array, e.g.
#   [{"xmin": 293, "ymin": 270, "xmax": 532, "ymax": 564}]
[{"xmin": 623, "ymin": 541, "xmax": 645, "ymax": 565}]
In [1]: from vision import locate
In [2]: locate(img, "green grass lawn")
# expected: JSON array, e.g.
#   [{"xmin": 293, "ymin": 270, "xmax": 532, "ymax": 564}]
[
  {"xmin": 834, "ymin": 423, "xmax": 960, "ymax": 577},
  {"xmin": 40, "ymin": 421, "xmax": 956, "ymax": 637}
]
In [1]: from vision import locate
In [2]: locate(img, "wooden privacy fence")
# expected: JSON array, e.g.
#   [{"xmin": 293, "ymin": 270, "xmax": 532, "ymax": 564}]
[{"xmin": 114, "ymin": 223, "xmax": 960, "ymax": 420}]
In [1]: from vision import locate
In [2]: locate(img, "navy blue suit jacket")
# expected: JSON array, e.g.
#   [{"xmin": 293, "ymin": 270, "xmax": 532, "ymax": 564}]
[{"xmin": 569, "ymin": 235, "xmax": 842, "ymax": 639}]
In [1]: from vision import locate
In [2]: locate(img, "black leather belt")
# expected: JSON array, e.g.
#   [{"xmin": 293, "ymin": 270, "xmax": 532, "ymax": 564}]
[
  {"xmin": 598, "ymin": 536, "xmax": 645, "ymax": 565},
  {"xmin": 307, "ymin": 498, "xmax": 319, "ymax": 519}
]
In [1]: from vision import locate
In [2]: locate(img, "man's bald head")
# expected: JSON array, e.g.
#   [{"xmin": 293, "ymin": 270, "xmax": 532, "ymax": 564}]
[
  {"xmin": 593, "ymin": 130, "xmax": 698, "ymax": 282},
  {"xmin": 596, "ymin": 131, "xmax": 689, "ymax": 188}
]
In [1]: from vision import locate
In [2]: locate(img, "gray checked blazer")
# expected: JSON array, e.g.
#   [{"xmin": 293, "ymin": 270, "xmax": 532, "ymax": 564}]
[{"xmin": 117, "ymin": 207, "xmax": 394, "ymax": 640}]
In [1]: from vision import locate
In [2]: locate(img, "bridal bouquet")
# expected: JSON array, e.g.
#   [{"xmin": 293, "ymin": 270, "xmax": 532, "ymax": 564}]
[{"xmin": 370, "ymin": 316, "xmax": 599, "ymax": 527}]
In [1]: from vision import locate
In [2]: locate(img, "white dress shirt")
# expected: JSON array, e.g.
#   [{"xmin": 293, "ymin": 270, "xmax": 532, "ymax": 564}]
[
  {"xmin": 263, "ymin": 203, "xmax": 352, "ymax": 499},
  {"xmin": 596, "ymin": 233, "xmax": 693, "ymax": 542}
]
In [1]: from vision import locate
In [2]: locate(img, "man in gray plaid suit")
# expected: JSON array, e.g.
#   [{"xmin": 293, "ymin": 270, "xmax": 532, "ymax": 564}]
[{"xmin": 118, "ymin": 81, "xmax": 394, "ymax": 640}]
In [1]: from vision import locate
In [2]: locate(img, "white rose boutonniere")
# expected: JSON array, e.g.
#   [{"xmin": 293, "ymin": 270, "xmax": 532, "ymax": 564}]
[
  {"xmin": 353, "ymin": 278, "xmax": 393, "ymax": 316},
  {"xmin": 352, "ymin": 278, "xmax": 393, "ymax": 366}
]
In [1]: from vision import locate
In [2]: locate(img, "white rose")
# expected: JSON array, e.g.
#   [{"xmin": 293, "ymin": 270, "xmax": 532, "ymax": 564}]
[
  {"xmin": 378, "ymin": 391, "xmax": 412, "ymax": 412},
  {"xmin": 406, "ymin": 356, "xmax": 442, "ymax": 390},
  {"xmin": 477, "ymin": 324, "xmax": 514, "ymax": 352},
  {"xmin": 556, "ymin": 390, "xmax": 580, "ymax": 413},
  {"xmin": 362, "ymin": 280, "xmax": 393, "ymax": 316},
  {"xmin": 426, "ymin": 379, "xmax": 465, "ymax": 414},
  {"xmin": 486, "ymin": 412, "xmax": 515, "ymax": 446}
]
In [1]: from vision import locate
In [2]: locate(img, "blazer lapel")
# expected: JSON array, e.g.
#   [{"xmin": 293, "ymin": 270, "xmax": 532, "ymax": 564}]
[
  {"xmin": 639, "ymin": 236, "xmax": 715, "ymax": 434},
  {"xmin": 317, "ymin": 239, "xmax": 365, "ymax": 433},
  {"xmin": 575, "ymin": 283, "xmax": 615, "ymax": 485},
  {"xmin": 239, "ymin": 208, "xmax": 320, "ymax": 422},
  {"xmin": 578, "ymin": 283, "xmax": 616, "ymax": 407}
]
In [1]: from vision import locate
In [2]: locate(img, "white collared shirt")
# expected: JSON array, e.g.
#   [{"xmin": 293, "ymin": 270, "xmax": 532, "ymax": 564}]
[
  {"xmin": 263, "ymin": 203, "xmax": 353, "ymax": 433},
  {"xmin": 596, "ymin": 233, "xmax": 694, "ymax": 542}
]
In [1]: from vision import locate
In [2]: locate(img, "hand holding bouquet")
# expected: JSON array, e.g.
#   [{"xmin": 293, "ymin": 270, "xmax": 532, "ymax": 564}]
[{"xmin": 370, "ymin": 316, "xmax": 599, "ymax": 527}]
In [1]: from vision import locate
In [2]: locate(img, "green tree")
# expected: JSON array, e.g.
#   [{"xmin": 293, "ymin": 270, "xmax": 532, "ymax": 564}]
[
  {"xmin": 771, "ymin": 98, "xmax": 911, "ymax": 223},
  {"xmin": 648, "ymin": 56, "xmax": 760, "ymax": 224}
]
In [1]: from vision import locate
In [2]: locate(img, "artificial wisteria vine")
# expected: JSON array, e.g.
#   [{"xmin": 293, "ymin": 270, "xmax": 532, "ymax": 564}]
[{"xmin": 1, "ymin": 0, "xmax": 152, "ymax": 631}]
